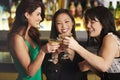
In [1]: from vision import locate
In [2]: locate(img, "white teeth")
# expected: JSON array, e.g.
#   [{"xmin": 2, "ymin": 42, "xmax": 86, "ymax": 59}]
[
  {"xmin": 62, "ymin": 29, "xmax": 67, "ymax": 33},
  {"xmin": 89, "ymin": 28, "xmax": 93, "ymax": 32}
]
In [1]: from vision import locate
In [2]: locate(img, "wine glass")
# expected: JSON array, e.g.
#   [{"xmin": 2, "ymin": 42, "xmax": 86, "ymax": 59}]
[
  {"xmin": 58, "ymin": 33, "xmax": 73, "ymax": 60},
  {"xmin": 48, "ymin": 39, "xmax": 62, "ymax": 64}
]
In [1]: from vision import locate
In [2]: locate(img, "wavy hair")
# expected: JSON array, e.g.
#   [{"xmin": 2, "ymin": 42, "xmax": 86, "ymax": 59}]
[{"xmin": 9, "ymin": 0, "xmax": 45, "ymax": 45}]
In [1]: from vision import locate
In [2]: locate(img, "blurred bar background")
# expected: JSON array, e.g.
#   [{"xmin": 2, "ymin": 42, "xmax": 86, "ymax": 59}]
[{"xmin": 0, "ymin": 0, "xmax": 120, "ymax": 80}]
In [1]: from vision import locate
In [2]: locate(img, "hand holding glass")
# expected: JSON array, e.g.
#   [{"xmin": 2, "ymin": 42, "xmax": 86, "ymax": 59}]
[
  {"xmin": 58, "ymin": 33, "xmax": 73, "ymax": 59},
  {"xmin": 48, "ymin": 39, "xmax": 62, "ymax": 64}
]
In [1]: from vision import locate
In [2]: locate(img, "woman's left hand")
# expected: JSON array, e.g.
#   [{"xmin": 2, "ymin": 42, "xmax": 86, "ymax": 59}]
[{"xmin": 78, "ymin": 60, "xmax": 90, "ymax": 72}]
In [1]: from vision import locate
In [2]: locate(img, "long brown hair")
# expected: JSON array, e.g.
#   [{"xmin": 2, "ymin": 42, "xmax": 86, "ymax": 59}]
[{"xmin": 8, "ymin": 0, "xmax": 45, "ymax": 45}]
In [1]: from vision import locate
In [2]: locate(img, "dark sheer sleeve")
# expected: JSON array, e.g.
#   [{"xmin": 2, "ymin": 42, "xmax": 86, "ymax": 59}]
[
  {"xmin": 73, "ymin": 53, "xmax": 88, "ymax": 80},
  {"xmin": 73, "ymin": 52, "xmax": 84, "ymax": 63},
  {"xmin": 42, "ymin": 54, "xmax": 51, "ymax": 74}
]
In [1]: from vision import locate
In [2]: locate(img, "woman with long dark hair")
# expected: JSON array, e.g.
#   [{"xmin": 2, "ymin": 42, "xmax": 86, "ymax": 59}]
[
  {"xmin": 42, "ymin": 9, "xmax": 88, "ymax": 80},
  {"xmin": 8, "ymin": 0, "xmax": 59, "ymax": 80},
  {"xmin": 63, "ymin": 6, "xmax": 120, "ymax": 80}
]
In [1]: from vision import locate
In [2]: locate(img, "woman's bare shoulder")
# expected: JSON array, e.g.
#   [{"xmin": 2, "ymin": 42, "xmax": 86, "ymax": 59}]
[
  {"xmin": 102, "ymin": 33, "xmax": 118, "ymax": 52},
  {"xmin": 103, "ymin": 33, "xmax": 116, "ymax": 44},
  {"xmin": 9, "ymin": 33, "xmax": 24, "ymax": 46}
]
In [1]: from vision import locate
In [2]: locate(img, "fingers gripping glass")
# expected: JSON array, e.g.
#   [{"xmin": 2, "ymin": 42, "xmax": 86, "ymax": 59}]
[
  {"xmin": 48, "ymin": 39, "xmax": 62, "ymax": 64},
  {"xmin": 58, "ymin": 33, "xmax": 72, "ymax": 60},
  {"xmin": 48, "ymin": 33, "xmax": 72, "ymax": 63}
]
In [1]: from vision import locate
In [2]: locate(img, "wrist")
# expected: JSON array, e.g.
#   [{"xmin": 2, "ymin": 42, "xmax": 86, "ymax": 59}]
[
  {"xmin": 41, "ymin": 46, "xmax": 47, "ymax": 54},
  {"xmin": 74, "ymin": 44, "xmax": 81, "ymax": 52}
]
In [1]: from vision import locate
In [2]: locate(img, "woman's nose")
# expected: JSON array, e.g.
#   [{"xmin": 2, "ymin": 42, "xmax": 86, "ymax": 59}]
[
  {"xmin": 61, "ymin": 23, "xmax": 66, "ymax": 28},
  {"xmin": 87, "ymin": 22, "xmax": 91, "ymax": 28},
  {"xmin": 39, "ymin": 16, "xmax": 42, "ymax": 21}
]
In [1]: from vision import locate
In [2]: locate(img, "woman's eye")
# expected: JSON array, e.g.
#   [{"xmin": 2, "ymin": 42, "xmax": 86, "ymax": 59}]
[
  {"xmin": 56, "ymin": 23, "xmax": 62, "ymax": 26},
  {"xmin": 91, "ymin": 21, "xmax": 96, "ymax": 24},
  {"xmin": 65, "ymin": 21, "xmax": 69, "ymax": 23},
  {"xmin": 37, "ymin": 13, "xmax": 41, "ymax": 16},
  {"xmin": 91, "ymin": 22, "xmax": 94, "ymax": 24},
  {"xmin": 56, "ymin": 23, "xmax": 61, "ymax": 25}
]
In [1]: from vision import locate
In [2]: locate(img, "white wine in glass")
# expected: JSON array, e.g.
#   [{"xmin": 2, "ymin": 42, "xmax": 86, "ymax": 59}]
[
  {"xmin": 48, "ymin": 39, "xmax": 62, "ymax": 64},
  {"xmin": 58, "ymin": 33, "xmax": 73, "ymax": 60}
]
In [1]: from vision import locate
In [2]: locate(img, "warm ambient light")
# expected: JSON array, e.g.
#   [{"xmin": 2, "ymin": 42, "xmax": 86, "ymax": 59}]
[
  {"xmin": 75, "ymin": 17, "xmax": 87, "ymax": 31},
  {"xmin": 39, "ymin": 17, "xmax": 87, "ymax": 31}
]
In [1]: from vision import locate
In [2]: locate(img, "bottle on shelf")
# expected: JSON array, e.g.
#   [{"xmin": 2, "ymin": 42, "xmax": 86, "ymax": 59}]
[
  {"xmin": 115, "ymin": 1, "xmax": 120, "ymax": 19},
  {"xmin": 93, "ymin": 0, "xmax": 99, "ymax": 7},
  {"xmin": 10, "ymin": 1, "xmax": 16, "ymax": 20},
  {"xmin": 75, "ymin": 2, "xmax": 86, "ymax": 31},
  {"xmin": 2, "ymin": 11, "xmax": 9, "ymax": 30},
  {"xmin": 0, "ymin": 5, "xmax": 3, "ymax": 30},
  {"xmin": 8, "ymin": 1, "xmax": 17, "ymax": 29},
  {"xmin": 0, "ymin": 5, "xmax": 10, "ymax": 30},
  {"xmin": 84, "ymin": 0, "xmax": 91, "ymax": 13},
  {"xmin": 52, "ymin": 0, "xmax": 58, "ymax": 15},
  {"xmin": 16, "ymin": 0, "xmax": 21, "ymax": 8},
  {"xmin": 86, "ymin": 0, "xmax": 91, "ymax": 8},
  {"xmin": 115, "ymin": 1, "xmax": 120, "ymax": 31},
  {"xmin": 69, "ymin": 1, "xmax": 76, "ymax": 17},
  {"xmin": 108, "ymin": 1, "xmax": 115, "ymax": 17},
  {"xmin": 75, "ymin": 2, "xmax": 83, "ymax": 18},
  {"xmin": 45, "ymin": 0, "xmax": 53, "ymax": 20}
]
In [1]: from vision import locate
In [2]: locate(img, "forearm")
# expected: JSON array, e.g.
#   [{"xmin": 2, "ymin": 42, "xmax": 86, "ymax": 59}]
[
  {"xmin": 27, "ymin": 48, "xmax": 46, "ymax": 76},
  {"xmin": 75, "ymin": 45, "xmax": 107, "ymax": 72}
]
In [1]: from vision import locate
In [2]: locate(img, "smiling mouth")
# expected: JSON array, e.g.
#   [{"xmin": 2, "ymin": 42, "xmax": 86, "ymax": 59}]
[
  {"xmin": 88, "ymin": 28, "xmax": 94, "ymax": 32},
  {"xmin": 62, "ymin": 28, "xmax": 69, "ymax": 33}
]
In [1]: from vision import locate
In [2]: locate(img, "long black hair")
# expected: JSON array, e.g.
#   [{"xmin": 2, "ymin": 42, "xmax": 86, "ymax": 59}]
[
  {"xmin": 50, "ymin": 9, "xmax": 76, "ymax": 39},
  {"xmin": 84, "ymin": 6, "xmax": 120, "ymax": 47}
]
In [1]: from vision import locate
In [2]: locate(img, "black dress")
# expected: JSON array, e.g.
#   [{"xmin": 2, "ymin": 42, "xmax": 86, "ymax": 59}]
[
  {"xmin": 100, "ymin": 57, "xmax": 120, "ymax": 80},
  {"xmin": 42, "ymin": 52, "xmax": 88, "ymax": 80},
  {"xmin": 101, "ymin": 72, "xmax": 120, "ymax": 80}
]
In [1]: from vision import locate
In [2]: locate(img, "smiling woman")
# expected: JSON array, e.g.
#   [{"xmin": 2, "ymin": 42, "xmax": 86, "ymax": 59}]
[
  {"xmin": 63, "ymin": 6, "xmax": 120, "ymax": 80},
  {"xmin": 86, "ymin": 18, "xmax": 102, "ymax": 37},
  {"xmin": 7, "ymin": 0, "xmax": 60, "ymax": 80},
  {"xmin": 25, "ymin": 7, "xmax": 42, "ymax": 28},
  {"xmin": 42, "ymin": 9, "xmax": 88, "ymax": 80}
]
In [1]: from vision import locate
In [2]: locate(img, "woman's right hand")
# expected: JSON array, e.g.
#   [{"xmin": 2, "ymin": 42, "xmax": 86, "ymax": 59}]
[{"xmin": 63, "ymin": 37, "xmax": 80, "ymax": 51}]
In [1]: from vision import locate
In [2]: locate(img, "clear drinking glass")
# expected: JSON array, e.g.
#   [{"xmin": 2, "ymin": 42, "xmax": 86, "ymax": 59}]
[
  {"xmin": 48, "ymin": 39, "xmax": 62, "ymax": 64},
  {"xmin": 58, "ymin": 33, "xmax": 73, "ymax": 60}
]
